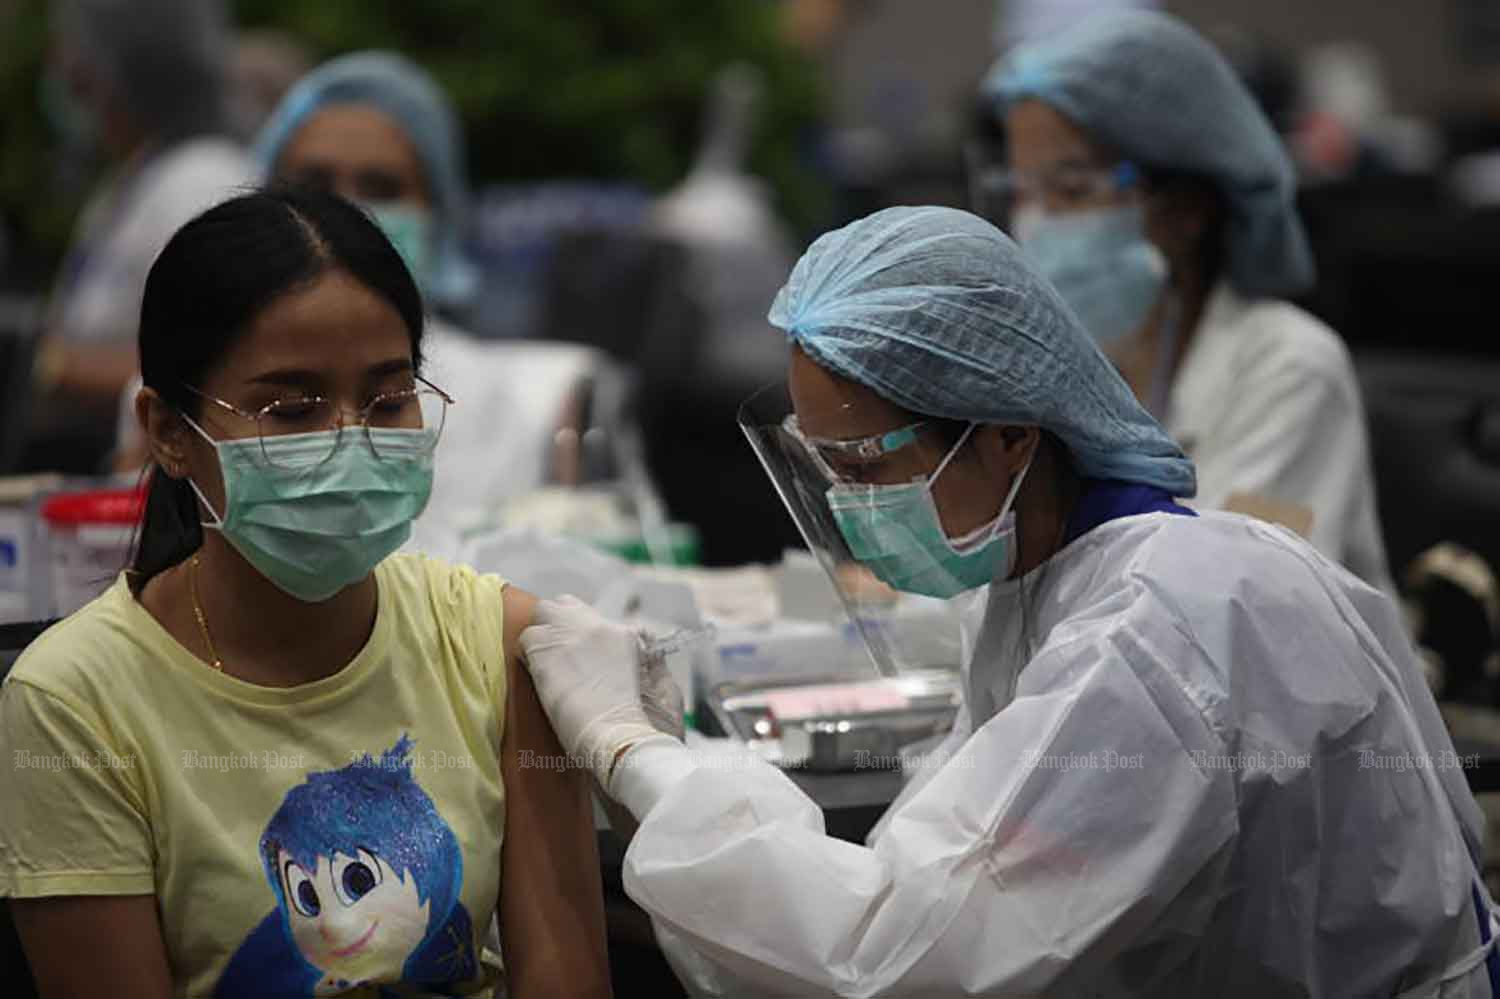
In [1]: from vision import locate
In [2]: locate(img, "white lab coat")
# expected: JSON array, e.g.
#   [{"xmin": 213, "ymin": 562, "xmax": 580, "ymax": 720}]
[
  {"xmin": 614, "ymin": 512, "xmax": 1495, "ymax": 997},
  {"xmin": 1167, "ymin": 283, "xmax": 1394, "ymax": 594}
]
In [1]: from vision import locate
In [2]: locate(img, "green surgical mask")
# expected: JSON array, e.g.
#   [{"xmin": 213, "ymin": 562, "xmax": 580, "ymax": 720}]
[
  {"xmin": 365, "ymin": 203, "xmax": 435, "ymax": 294},
  {"xmin": 184, "ymin": 419, "xmax": 435, "ymax": 603},
  {"xmin": 827, "ymin": 424, "xmax": 1031, "ymax": 599}
]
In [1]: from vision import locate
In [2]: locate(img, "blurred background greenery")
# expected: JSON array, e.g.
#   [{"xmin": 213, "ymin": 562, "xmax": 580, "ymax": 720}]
[{"xmin": 0, "ymin": 0, "xmax": 831, "ymax": 283}]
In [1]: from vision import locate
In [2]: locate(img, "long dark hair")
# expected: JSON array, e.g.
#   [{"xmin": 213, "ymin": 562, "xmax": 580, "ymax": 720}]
[{"xmin": 130, "ymin": 185, "xmax": 425, "ymax": 587}]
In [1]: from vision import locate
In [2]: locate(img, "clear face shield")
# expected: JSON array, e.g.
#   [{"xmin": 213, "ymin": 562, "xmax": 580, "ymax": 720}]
[{"xmin": 738, "ymin": 383, "xmax": 1008, "ymax": 678}]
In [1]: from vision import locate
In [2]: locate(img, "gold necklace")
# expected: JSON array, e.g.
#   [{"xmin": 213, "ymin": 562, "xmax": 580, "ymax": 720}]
[{"xmin": 188, "ymin": 553, "xmax": 224, "ymax": 671}]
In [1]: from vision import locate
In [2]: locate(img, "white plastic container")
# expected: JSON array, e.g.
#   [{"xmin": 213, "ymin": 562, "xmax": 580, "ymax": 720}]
[
  {"xmin": 40, "ymin": 488, "xmax": 143, "ymax": 617},
  {"xmin": 0, "ymin": 474, "xmax": 63, "ymax": 623}
]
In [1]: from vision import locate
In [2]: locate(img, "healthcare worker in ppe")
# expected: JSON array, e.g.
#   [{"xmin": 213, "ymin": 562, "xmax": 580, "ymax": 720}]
[
  {"xmin": 520, "ymin": 206, "xmax": 1500, "ymax": 997},
  {"xmin": 252, "ymin": 51, "xmax": 481, "ymax": 320},
  {"xmin": 974, "ymin": 11, "xmax": 1392, "ymax": 593}
]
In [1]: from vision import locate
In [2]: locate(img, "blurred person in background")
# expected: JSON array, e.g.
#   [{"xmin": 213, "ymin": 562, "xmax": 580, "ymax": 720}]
[
  {"xmin": 30, "ymin": 0, "xmax": 252, "ymax": 472},
  {"xmin": 1291, "ymin": 42, "xmax": 1442, "ymax": 181},
  {"xmin": 253, "ymin": 51, "xmax": 481, "ymax": 323},
  {"xmin": 977, "ymin": 11, "xmax": 1393, "ymax": 593}
]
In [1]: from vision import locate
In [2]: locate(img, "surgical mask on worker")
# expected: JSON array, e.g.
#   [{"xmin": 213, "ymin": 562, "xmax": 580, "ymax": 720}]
[
  {"xmin": 365, "ymin": 203, "xmax": 435, "ymax": 294},
  {"xmin": 826, "ymin": 424, "xmax": 1032, "ymax": 599},
  {"xmin": 1014, "ymin": 202, "xmax": 1168, "ymax": 346},
  {"xmin": 182, "ymin": 417, "xmax": 434, "ymax": 602}
]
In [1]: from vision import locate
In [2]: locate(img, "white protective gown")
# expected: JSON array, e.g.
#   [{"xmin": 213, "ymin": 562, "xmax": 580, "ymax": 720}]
[
  {"xmin": 615, "ymin": 511, "xmax": 1497, "ymax": 997},
  {"xmin": 1167, "ymin": 284, "xmax": 1393, "ymax": 594}
]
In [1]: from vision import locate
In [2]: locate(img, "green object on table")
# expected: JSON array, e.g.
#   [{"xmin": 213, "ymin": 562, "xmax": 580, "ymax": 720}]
[{"xmin": 582, "ymin": 523, "xmax": 700, "ymax": 566}]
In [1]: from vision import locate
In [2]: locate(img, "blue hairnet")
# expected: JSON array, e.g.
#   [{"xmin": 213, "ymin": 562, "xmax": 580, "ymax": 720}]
[
  {"xmin": 253, "ymin": 51, "xmax": 479, "ymax": 310},
  {"xmin": 56, "ymin": 0, "xmax": 231, "ymax": 142},
  {"xmin": 769, "ymin": 206, "xmax": 1196, "ymax": 496},
  {"xmin": 983, "ymin": 11, "xmax": 1314, "ymax": 299}
]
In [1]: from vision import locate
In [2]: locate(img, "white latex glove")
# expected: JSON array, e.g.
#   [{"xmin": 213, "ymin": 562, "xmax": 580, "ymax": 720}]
[{"xmin": 519, "ymin": 596, "xmax": 673, "ymax": 790}]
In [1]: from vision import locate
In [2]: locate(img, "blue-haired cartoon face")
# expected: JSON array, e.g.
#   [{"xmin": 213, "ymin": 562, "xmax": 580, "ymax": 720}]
[{"xmin": 257, "ymin": 735, "xmax": 464, "ymax": 987}]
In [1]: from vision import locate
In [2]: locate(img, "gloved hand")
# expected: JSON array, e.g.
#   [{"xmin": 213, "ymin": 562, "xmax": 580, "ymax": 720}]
[{"xmin": 519, "ymin": 596, "xmax": 677, "ymax": 790}]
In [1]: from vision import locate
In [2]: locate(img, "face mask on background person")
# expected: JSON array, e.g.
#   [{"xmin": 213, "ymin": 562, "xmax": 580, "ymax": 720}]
[
  {"xmin": 1014, "ymin": 202, "xmax": 1168, "ymax": 346},
  {"xmin": 826, "ymin": 423, "xmax": 1032, "ymax": 599},
  {"xmin": 182, "ymin": 414, "xmax": 435, "ymax": 603},
  {"xmin": 364, "ymin": 202, "xmax": 435, "ymax": 294}
]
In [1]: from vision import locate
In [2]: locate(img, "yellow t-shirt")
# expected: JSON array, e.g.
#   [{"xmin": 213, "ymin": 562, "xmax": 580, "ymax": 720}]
[{"xmin": 0, "ymin": 554, "xmax": 510, "ymax": 998}]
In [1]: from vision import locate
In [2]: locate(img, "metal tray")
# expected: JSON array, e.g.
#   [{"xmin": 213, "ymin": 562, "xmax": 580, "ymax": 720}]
[{"xmin": 707, "ymin": 669, "xmax": 961, "ymax": 771}]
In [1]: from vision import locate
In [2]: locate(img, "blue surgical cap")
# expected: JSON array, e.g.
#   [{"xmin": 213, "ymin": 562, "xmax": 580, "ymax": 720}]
[
  {"xmin": 769, "ymin": 206, "xmax": 1196, "ymax": 496},
  {"xmin": 253, "ymin": 51, "xmax": 479, "ymax": 310},
  {"xmin": 983, "ymin": 11, "xmax": 1314, "ymax": 299}
]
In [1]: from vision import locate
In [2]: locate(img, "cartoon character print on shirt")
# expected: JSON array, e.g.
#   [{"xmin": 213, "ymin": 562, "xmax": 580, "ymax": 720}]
[{"xmin": 216, "ymin": 735, "xmax": 476, "ymax": 997}]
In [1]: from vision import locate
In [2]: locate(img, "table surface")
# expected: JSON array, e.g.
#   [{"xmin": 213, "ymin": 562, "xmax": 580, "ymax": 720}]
[{"xmin": 786, "ymin": 765, "xmax": 905, "ymax": 812}]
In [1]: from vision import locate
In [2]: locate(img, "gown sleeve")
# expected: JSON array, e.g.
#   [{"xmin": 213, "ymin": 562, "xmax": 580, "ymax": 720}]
[{"xmin": 615, "ymin": 619, "xmax": 1239, "ymax": 996}]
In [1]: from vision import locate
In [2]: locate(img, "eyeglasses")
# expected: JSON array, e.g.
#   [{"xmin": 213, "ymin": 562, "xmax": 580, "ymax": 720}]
[
  {"xmin": 783, "ymin": 414, "xmax": 931, "ymax": 485},
  {"xmin": 184, "ymin": 376, "xmax": 453, "ymax": 468},
  {"xmin": 968, "ymin": 156, "xmax": 1140, "ymax": 223}
]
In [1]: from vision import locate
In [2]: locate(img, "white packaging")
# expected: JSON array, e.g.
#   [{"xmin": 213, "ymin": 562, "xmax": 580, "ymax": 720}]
[
  {"xmin": 0, "ymin": 474, "xmax": 64, "ymax": 622},
  {"xmin": 711, "ymin": 618, "xmax": 873, "ymax": 683},
  {"xmin": 48, "ymin": 523, "xmax": 134, "ymax": 617},
  {"xmin": 40, "ymin": 487, "xmax": 143, "ymax": 619}
]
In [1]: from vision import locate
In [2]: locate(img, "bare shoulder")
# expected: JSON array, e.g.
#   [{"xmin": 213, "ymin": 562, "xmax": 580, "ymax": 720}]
[{"xmin": 501, "ymin": 586, "xmax": 539, "ymax": 671}]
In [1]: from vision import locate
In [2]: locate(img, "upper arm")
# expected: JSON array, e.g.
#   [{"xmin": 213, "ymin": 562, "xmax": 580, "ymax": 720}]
[
  {"xmin": 501, "ymin": 586, "xmax": 539, "ymax": 673},
  {"xmin": 0, "ymin": 680, "xmax": 169, "ymax": 996},
  {"xmin": 11, "ymin": 895, "xmax": 172, "ymax": 999},
  {"xmin": 497, "ymin": 587, "xmax": 611, "ymax": 999}
]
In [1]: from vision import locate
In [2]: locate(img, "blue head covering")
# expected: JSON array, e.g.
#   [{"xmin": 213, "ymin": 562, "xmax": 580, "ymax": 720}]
[
  {"xmin": 983, "ymin": 11, "xmax": 1313, "ymax": 299},
  {"xmin": 768, "ymin": 206, "xmax": 1196, "ymax": 496},
  {"xmin": 252, "ymin": 51, "xmax": 479, "ymax": 310}
]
